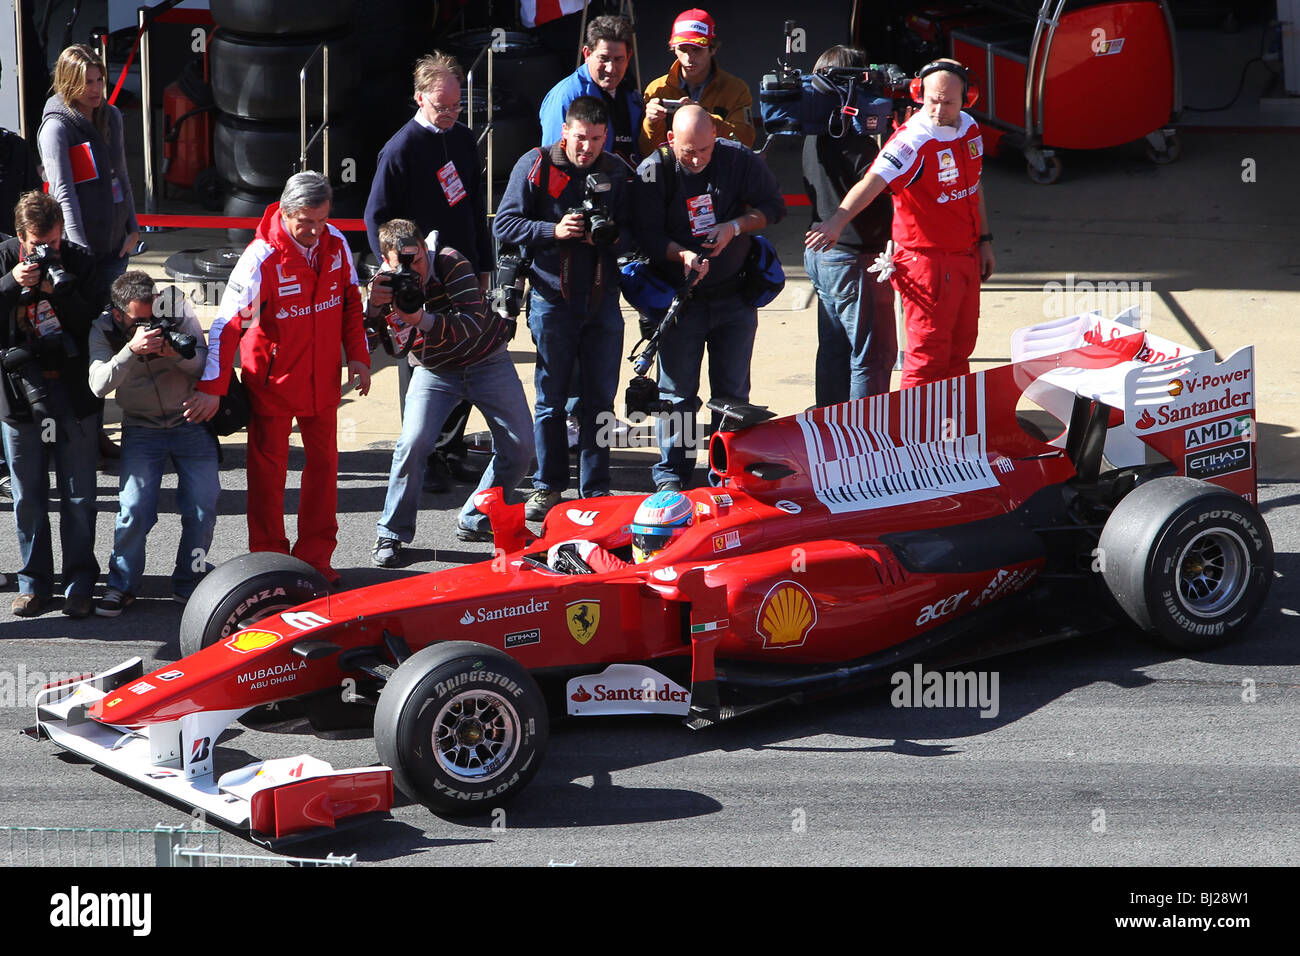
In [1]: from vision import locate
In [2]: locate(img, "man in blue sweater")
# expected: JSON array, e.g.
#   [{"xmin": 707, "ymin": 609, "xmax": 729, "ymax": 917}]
[
  {"xmin": 364, "ymin": 52, "xmax": 489, "ymax": 491},
  {"xmin": 538, "ymin": 15, "xmax": 643, "ymax": 169},
  {"xmin": 494, "ymin": 96, "xmax": 632, "ymax": 521}
]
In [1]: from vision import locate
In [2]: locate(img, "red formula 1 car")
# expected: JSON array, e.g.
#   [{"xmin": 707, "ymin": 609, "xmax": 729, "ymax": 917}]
[{"xmin": 32, "ymin": 314, "xmax": 1273, "ymax": 844}]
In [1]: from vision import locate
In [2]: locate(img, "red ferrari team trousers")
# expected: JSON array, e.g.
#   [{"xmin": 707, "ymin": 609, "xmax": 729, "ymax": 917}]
[
  {"xmin": 246, "ymin": 407, "xmax": 340, "ymax": 577},
  {"xmin": 892, "ymin": 247, "xmax": 981, "ymax": 388}
]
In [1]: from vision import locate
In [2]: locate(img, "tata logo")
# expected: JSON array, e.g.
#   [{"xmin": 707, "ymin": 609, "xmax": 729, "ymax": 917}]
[{"xmin": 1185, "ymin": 416, "xmax": 1252, "ymax": 450}]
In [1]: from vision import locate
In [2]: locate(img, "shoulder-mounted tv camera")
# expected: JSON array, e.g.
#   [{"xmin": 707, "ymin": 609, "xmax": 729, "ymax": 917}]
[{"xmin": 759, "ymin": 20, "xmax": 908, "ymax": 138}]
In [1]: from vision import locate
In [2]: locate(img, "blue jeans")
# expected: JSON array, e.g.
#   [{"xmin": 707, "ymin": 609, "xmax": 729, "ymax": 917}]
[
  {"xmin": 108, "ymin": 422, "xmax": 219, "ymax": 597},
  {"xmin": 1, "ymin": 402, "xmax": 99, "ymax": 597},
  {"xmin": 805, "ymin": 247, "xmax": 898, "ymax": 405},
  {"xmin": 653, "ymin": 292, "xmax": 757, "ymax": 488},
  {"xmin": 527, "ymin": 291, "xmax": 623, "ymax": 496},
  {"xmin": 377, "ymin": 348, "xmax": 534, "ymax": 540}
]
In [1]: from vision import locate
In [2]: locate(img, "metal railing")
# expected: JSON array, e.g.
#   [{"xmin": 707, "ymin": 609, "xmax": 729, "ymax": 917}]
[{"xmin": 0, "ymin": 825, "xmax": 356, "ymax": 867}]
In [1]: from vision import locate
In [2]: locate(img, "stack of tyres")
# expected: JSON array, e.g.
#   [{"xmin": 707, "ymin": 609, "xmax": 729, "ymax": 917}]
[
  {"xmin": 209, "ymin": 0, "xmax": 361, "ymax": 244},
  {"xmin": 444, "ymin": 30, "xmax": 568, "ymax": 181}
]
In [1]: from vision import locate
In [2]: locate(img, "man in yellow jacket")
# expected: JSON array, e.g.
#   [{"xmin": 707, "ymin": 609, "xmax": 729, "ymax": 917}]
[{"xmin": 640, "ymin": 9, "xmax": 755, "ymax": 158}]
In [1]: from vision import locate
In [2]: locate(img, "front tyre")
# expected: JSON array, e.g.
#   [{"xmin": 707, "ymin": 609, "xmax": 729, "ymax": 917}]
[
  {"xmin": 1098, "ymin": 477, "xmax": 1273, "ymax": 650},
  {"xmin": 179, "ymin": 552, "xmax": 329, "ymax": 657},
  {"xmin": 375, "ymin": 642, "xmax": 548, "ymax": 814}
]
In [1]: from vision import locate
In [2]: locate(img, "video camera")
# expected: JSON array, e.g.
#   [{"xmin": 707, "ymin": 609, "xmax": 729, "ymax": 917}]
[
  {"xmin": 566, "ymin": 172, "xmax": 618, "ymax": 245},
  {"xmin": 759, "ymin": 20, "xmax": 908, "ymax": 138},
  {"xmin": 624, "ymin": 269, "xmax": 702, "ymax": 418},
  {"xmin": 19, "ymin": 243, "xmax": 74, "ymax": 303}
]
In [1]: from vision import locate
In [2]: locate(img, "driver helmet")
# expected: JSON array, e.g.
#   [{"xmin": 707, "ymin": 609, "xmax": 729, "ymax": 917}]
[{"xmin": 629, "ymin": 489, "xmax": 694, "ymax": 563}]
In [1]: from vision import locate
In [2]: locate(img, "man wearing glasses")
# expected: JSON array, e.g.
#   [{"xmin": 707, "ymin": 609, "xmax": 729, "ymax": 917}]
[
  {"xmin": 364, "ymin": 54, "xmax": 492, "ymax": 292},
  {"xmin": 363, "ymin": 53, "xmax": 491, "ymax": 494}
]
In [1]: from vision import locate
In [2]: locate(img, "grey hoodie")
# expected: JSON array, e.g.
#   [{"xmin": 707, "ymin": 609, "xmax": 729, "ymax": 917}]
[{"xmin": 37, "ymin": 94, "xmax": 138, "ymax": 257}]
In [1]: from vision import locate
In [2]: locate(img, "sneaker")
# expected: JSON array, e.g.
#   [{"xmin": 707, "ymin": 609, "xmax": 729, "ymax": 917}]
[
  {"xmin": 525, "ymin": 489, "xmax": 561, "ymax": 521},
  {"xmin": 372, "ymin": 537, "xmax": 402, "ymax": 568},
  {"xmin": 95, "ymin": 588, "xmax": 135, "ymax": 617},
  {"xmin": 655, "ymin": 480, "xmax": 683, "ymax": 493},
  {"xmin": 63, "ymin": 594, "xmax": 94, "ymax": 619},
  {"xmin": 11, "ymin": 593, "xmax": 48, "ymax": 617},
  {"xmin": 456, "ymin": 523, "xmax": 494, "ymax": 543}
]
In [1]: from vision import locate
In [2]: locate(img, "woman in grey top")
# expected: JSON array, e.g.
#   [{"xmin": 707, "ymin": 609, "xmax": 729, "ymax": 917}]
[{"xmin": 38, "ymin": 44, "xmax": 139, "ymax": 310}]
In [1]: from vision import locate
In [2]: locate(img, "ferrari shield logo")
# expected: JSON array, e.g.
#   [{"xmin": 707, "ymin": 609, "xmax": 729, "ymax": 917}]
[
  {"xmin": 566, "ymin": 600, "xmax": 601, "ymax": 645},
  {"xmin": 226, "ymin": 629, "xmax": 282, "ymax": 653}
]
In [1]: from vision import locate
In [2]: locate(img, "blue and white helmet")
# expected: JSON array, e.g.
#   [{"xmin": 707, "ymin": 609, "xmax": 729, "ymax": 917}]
[{"xmin": 629, "ymin": 490, "xmax": 693, "ymax": 563}]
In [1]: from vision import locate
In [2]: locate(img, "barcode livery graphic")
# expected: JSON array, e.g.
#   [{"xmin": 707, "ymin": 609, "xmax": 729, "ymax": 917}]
[{"xmin": 796, "ymin": 376, "xmax": 998, "ymax": 513}]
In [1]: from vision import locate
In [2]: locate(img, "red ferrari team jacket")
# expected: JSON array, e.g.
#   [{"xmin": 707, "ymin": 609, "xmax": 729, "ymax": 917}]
[
  {"xmin": 869, "ymin": 111, "xmax": 985, "ymax": 255},
  {"xmin": 197, "ymin": 201, "xmax": 369, "ymax": 417}
]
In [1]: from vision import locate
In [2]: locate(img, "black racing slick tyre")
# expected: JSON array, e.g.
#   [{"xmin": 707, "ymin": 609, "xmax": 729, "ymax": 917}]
[
  {"xmin": 210, "ymin": 31, "xmax": 361, "ymax": 122},
  {"xmin": 179, "ymin": 552, "xmax": 330, "ymax": 657},
  {"xmin": 1097, "ymin": 477, "xmax": 1273, "ymax": 650},
  {"xmin": 375, "ymin": 642, "xmax": 548, "ymax": 814},
  {"xmin": 211, "ymin": 0, "xmax": 353, "ymax": 36}
]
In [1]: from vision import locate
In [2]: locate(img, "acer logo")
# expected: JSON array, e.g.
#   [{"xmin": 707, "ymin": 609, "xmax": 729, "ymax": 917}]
[{"xmin": 916, "ymin": 590, "xmax": 969, "ymax": 626}]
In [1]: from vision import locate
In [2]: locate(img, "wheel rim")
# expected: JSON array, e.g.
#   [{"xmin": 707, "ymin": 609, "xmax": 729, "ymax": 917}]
[
  {"xmin": 1175, "ymin": 528, "xmax": 1249, "ymax": 617},
  {"xmin": 431, "ymin": 690, "xmax": 521, "ymax": 782}
]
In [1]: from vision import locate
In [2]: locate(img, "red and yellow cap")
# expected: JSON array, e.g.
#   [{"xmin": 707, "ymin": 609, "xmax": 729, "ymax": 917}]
[{"xmin": 670, "ymin": 9, "xmax": 715, "ymax": 47}]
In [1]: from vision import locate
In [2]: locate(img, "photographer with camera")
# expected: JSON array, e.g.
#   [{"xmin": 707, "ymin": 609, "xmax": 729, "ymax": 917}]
[
  {"xmin": 802, "ymin": 45, "xmax": 896, "ymax": 404},
  {"xmin": 0, "ymin": 190, "xmax": 101, "ymax": 617},
  {"xmin": 806, "ymin": 59, "xmax": 994, "ymax": 389},
  {"xmin": 632, "ymin": 104, "xmax": 785, "ymax": 491},
  {"xmin": 368, "ymin": 220, "xmax": 532, "ymax": 564},
  {"xmin": 185, "ymin": 172, "xmax": 370, "ymax": 588},
  {"xmin": 87, "ymin": 272, "xmax": 217, "ymax": 614},
  {"xmin": 494, "ymin": 95, "xmax": 632, "ymax": 521},
  {"xmin": 640, "ymin": 9, "xmax": 755, "ymax": 158}
]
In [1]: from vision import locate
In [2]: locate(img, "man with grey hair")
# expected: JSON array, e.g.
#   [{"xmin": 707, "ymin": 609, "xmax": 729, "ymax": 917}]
[
  {"xmin": 187, "ymin": 171, "xmax": 370, "ymax": 586},
  {"xmin": 88, "ymin": 271, "xmax": 217, "ymax": 614}
]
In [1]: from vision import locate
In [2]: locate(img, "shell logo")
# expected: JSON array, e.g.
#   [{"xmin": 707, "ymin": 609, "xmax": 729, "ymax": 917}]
[
  {"xmin": 225, "ymin": 630, "xmax": 282, "ymax": 654},
  {"xmin": 1168, "ymin": 380, "xmax": 1184, "ymax": 396},
  {"xmin": 756, "ymin": 581, "xmax": 817, "ymax": 650}
]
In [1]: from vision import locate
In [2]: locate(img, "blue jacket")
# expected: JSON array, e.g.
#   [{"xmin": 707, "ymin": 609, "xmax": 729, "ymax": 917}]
[
  {"xmin": 493, "ymin": 143, "xmax": 632, "ymax": 317},
  {"xmin": 538, "ymin": 65, "xmax": 644, "ymax": 165}
]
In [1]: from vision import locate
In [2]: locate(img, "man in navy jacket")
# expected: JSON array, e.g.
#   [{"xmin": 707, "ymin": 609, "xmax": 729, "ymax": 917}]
[{"xmin": 495, "ymin": 96, "xmax": 632, "ymax": 521}]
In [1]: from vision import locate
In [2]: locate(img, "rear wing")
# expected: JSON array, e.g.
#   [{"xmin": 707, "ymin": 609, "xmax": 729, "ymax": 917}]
[{"xmin": 1012, "ymin": 311, "xmax": 1257, "ymax": 503}]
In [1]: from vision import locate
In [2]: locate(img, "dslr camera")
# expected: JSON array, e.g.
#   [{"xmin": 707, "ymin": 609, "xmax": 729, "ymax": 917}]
[
  {"xmin": 566, "ymin": 172, "xmax": 618, "ymax": 245},
  {"xmin": 488, "ymin": 251, "xmax": 531, "ymax": 321},
  {"xmin": 1, "ymin": 345, "xmax": 52, "ymax": 420},
  {"xmin": 19, "ymin": 243, "xmax": 74, "ymax": 302},
  {"xmin": 141, "ymin": 314, "xmax": 199, "ymax": 360}
]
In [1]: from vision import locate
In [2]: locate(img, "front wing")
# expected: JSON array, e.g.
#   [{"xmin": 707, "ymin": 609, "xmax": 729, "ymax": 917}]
[{"xmin": 32, "ymin": 658, "xmax": 392, "ymax": 847}]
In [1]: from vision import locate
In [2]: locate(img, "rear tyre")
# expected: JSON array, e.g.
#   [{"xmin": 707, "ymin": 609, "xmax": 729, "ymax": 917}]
[
  {"xmin": 375, "ymin": 642, "xmax": 548, "ymax": 813},
  {"xmin": 179, "ymin": 552, "xmax": 329, "ymax": 657},
  {"xmin": 1097, "ymin": 477, "xmax": 1273, "ymax": 650}
]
